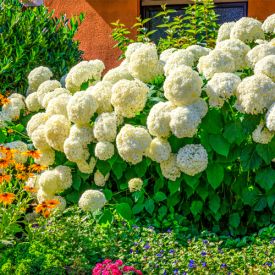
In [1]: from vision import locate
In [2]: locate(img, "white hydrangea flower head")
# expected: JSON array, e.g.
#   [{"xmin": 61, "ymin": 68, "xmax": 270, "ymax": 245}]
[
  {"xmin": 255, "ymin": 39, "xmax": 269, "ymax": 45},
  {"xmin": 2, "ymin": 95, "xmax": 26, "ymax": 120},
  {"xmin": 36, "ymin": 80, "xmax": 61, "ymax": 105},
  {"xmin": 217, "ymin": 22, "xmax": 235, "ymax": 42},
  {"xmin": 42, "ymin": 88, "xmax": 70, "ymax": 109},
  {"xmin": 176, "ymin": 144, "xmax": 208, "ymax": 176},
  {"xmin": 159, "ymin": 48, "xmax": 177, "ymax": 64},
  {"xmin": 266, "ymin": 103, "xmax": 275, "ymax": 132},
  {"xmin": 28, "ymin": 66, "xmax": 53, "ymax": 92},
  {"xmin": 164, "ymin": 49, "xmax": 195, "ymax": 76},
  {"xmin": 116, "ymin": 124, "xmax": 152, "ymax": 164},
  {"xmin": 128, "ymin": 178, "xmax": 143, "ymax": 192},
  {"xmin": 67, "ymin": 91, "xmax": 98, "ymax": 125},
  {"xmin": 95, "ymin": 141, "xmax": 114, "ymax": 160},
  {"xmin": 128, "ymin": 43, "xmax": 163, "ymax": 83},
  {"xmin": 0, "ymin": 112, "xmax": 11, "ymax": 127},
  {"xmin": 26, "ymin": 112, "xmax": 49, "ymax": 137},
  {"xmin": 262, "ymin": 14, "xmax": 275, "ymax": 33},
  {"xmin": 25, "ymin": 92, "xmax": 41, "ymax": 112},
  {"xmin": 160, "ymin": 153, "xmax": 181, "ymax": 181},
  {"xmin": 34, "ymin": 148, "xmax": 55, "ymax": 167},
  {"xmin": 65, "ymin": 60, "xmax": 105, "ymax": 93},
  {"xmin": 94, "ymin": 170, "xmax": 110, "ymax": 187},
  {"xmin": 31, "ymin": 125, "xmax": 51, "ymax": 150},
  {"xmin": 164, "ymin": 65, "xmax": 202, "ymax": 106},
  {"xmin": 147, "ymin": 101, "xmax": 174, "ymax": 138},
  {"xmin": 197, "ymin": 49, "xmax": 235, "ymax": 79},
  {"xmin": 111, "ymin": 79, "xmax": 149, "ymax": 118},
  {"xmin": 39, "ymin": 169, "xmax": 61, "ymax": 195},
  {"xmin": 64, "ymin": 138, "xmax": 89, "ymax": 162},
  {"xmin": 69, "ymin": 124, "xmax": 95, "ymax": 145},
  {"xmin": 102, "ymin": 64, "xmax": 133, "ymax": 84},
  {"xmin": 37, "ymin": 189, "xmax": 54, "ymax": 203},
  {"xmin": 125, "ymin": 42, "xmax": 144, "ymax": 62},
  {"xmin": 246, "ymin": 44, "xmax": 275, "ymax": 68},
  {"xmin": 169, "ymin": 100, "xmax": 208, "ymax": 138},
  {"xmin": 5, "ymin": 141, "xmax": 28, "ymax": 163},
  {"xmin": 235, "ymin": 74, "xmax": 275, "ymax": 114},
  {"xmin": 55, "ymin": 165, "xmax": 72, "ymax": 192},
  {"xmin": 7, "ymin": 94, "xmax": 26, "ymax": 110},
  {"xmin": 216, "ymin": 39, "xmax": 250, "ymax": 70},
  {"xmin": 44, "ymin": 114, "xmax": 71, "ymax": 152},
  {"xmin": 9, "ymin": 93, "xmax": 25, "ymax": 101},
  {"xmin": 77, "ymin": 157, "xmax": 96, "ymax": 174},
  {"xmin": 146, "ymin": 137, "xmax": 171, "ymax": 163},
  {"xmin": 93, "ymin": 112, "xmax": 117, "ymax": 142},
  {"xmin": 78, "ymin": 190, "xmax": 107, "ymax": 212},
  {"xmin": 87, "ymin": 81, "xmax": 113, "ymax": 114},
  {"xmin": 205, "ymin": 73, "xmax": 241, "ymax": 107},
  {"xmin": 46, "ymin": 94, "xmax": 71, "ymax": 118},
  {"xmin": 252, "ymin": 121, "xmax": 274, "ymax": 144},
  {"xmin": 186, "ymin": 45, "xmax": 211, "ymax": 63},
  {"xmin": 25, "ymin": 175, "xmax": 40, "ymax": 190},
  {"xmin": 254, "ymin": 55, "xmax": 275, "ymax": 81},
  {"xmin": 230, "ymin": 17, "xmax": 264, "ymax": 43}
]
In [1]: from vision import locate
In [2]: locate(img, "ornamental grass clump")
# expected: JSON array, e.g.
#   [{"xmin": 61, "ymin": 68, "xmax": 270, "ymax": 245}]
[{"xmin": 6, "ymin": 13, "xmax": 275, "ymax": 234}]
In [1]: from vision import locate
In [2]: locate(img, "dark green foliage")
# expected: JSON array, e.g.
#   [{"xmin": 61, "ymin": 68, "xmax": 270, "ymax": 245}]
[{"xmin": 0, "ymin": 0, "xmax": 84, "ymax": 95}]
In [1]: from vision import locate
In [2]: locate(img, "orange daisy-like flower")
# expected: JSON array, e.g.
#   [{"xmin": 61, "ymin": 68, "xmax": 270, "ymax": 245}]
[
  {"xmin": 22, "ymin": 150, "xmax": 41, "ymax": 159},
  {"xmin": 0, "ymin": 159, "xmax": 10, "ymax": 169},
  {"xmin": 0, "ymin": 193, "xmax": 16, "ymax": 205},
  {"xmin": 7, "ymin": 129, "xmax": 14, "ymax": 134},
  {"xmin": 23, "ymin": 186, "xmax": 37, "ymax": 193},
  {"xmin": 15, "ymin": 163, "xmax": 26, "ymax": 171},
  {"xmin": 28, "ymin": 163, "xmax": 46, "ymax": 172},
  {"xmin": 16, "ymin": 172, "xmax": 33, "ymax": 181},
  {"xmin": 0, "ymin": 174, "xmax": 11, "ymax": 184},
  {"xmin": 0, "ymin": 94, "xmax": 10, "ymax": 106},
  {"xmin": 35, "ymin": 199, "xmax": 60, "ymax": 218}
]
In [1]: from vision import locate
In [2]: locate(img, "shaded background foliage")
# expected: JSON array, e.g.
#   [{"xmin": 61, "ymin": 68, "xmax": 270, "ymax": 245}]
[{"xmin": 0, "ymin": 0, "xmax": 84, "ymax": 95}]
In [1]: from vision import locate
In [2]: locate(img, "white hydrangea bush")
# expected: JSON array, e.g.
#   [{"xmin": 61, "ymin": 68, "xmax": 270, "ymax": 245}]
[{"xmin": 4, "ymin": 14, "xmax": 274, "ymax": 222}]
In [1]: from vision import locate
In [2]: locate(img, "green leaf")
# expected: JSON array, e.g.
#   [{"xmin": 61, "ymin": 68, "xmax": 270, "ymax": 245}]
[
  {"xmin": 196, "ymin": 184, "xmax": 209, "ymax": 201},
  {"xmin": 13, "ymin": 124, "xmax": 25, "ymax": 133},
  {"xmin": 132, "ymin": 203, "xmax": 144, "ymax": 214},
  {"xmin": 145, "ymin": 199, "xmax": 155, "ymax": 215},
  {"xmin": 254, "ymin": 197, "xmax": 267, "ymax": 211},
  {"xmin": 266, "ymin": 194, "xmax": 275, "ymax": 209},
  {"xmin": 96, "ymin": 160, "xmax": 111, "ymax": 176},
  {"xmin": 168, "ymin": 179, "xmax": 180, "ymax": 195},
  {"xmin": 158, "ymin": 205, "xmax": 167, "ymax": 220},
  {"xmin": 183, "ymin": 174, "xmax": 200, "ymax": 190},
  {"xmin": 256, "ymin": 140, "xmax": 275, "ymax": 164},
  {"xmin": 223, "ymin": 121, "xmax": 245, "ymax": 145},
  {"xmin": 72, "ymin": 173, "xmax": 82, "ymax": 191},
  {"xmin": 255, "ymin": 168, "xmax": 275, "ymax": 192},
  {"xmin": 116, "ymin": 203, "xmax": 132, "ymax": 220},
  {"xmin": 240, "ymin": 145, "xmax": 262, "ymax": 171},
  {"xmin": 98, "ymin": 209, "xmax": 113, "ymax": 225},
  {"xmin": 206, "ymin": 163, "xmax": 224, "ymax": 190},
  {"xmin": 190, "ymin": 200, "xmax": 203, "ymax": 216},
  {"xmin": 209, "ymin": 135, "xmax": 230, "ymax": 156},
  {"xmin": 134, "ymin": 159, "xmax": 148, "ymax": 177},
  {"xmin": 154, "ymin": 192, "xmax": 167, "ymax": 202},
  {"xmin": 241, "ymin": 186, "xmax": 260, "ymax": 206},
  {"xmin": 208, "ymin": 193, "xmax": 220, "ymax": 214},
  {"xmin": 103, "ymin": 189, "xmax": 113, "ymax": 201},
  {"xmin": 0, "ymin": 130, "xmax": 7, "ymax": 143},
  {"xmin": 229, "ymin": 213, "xmax": 240, "ymax": 228},
  {"xmin": 112, "ymin": 161, "xmax": 127, "ymax": 180},
  {"xmin": 201, "ymin": 109, "xmax": 223, "ymax": 134}
]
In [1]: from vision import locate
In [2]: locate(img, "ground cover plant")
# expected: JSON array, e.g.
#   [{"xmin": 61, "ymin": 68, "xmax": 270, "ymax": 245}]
[
  {"xmin": 0, "ymin": 209, "xmax": 275, "ymax": 274},
  {"xmin": 1, "ymin": 13, "xmax": 275, "ymax": 237},
  {"xmin": 0, "ymin": 0, "xmax": 83, "ymax": 95}
]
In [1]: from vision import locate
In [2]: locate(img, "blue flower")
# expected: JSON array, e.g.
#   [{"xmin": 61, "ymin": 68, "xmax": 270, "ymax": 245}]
[
  {"xmin": 169, "ymin": 249, "xmax": 175, "ymax": 254},
  {"xmin": 203, "ymin": 240, "xmax": 208, "ymax": 244},
  {"xmin": 129, "ymin": 249, "xmax": 133, "ymax": 254},
  {"xmin": 135, "ymin": 250, "xmax": 139, "ymax": 254},
  {"xmin": 173, "ymin": 269, "xmax": 179, "ymax": 274},
  {"xmin": 156, "ymin": 253, "xmax": 163, "ymax": 257},
  {"xmin": 188, "ymin": 259, "xmax": 196, "ymax": 268},
  {"xmin": 201, "ymin": 251, "xmax": 207, "ymax": 256},
  {"xmin": 202, "ymin": 262, "xmax": 207, "ymax": 267},
  {"xmin": 265, "ymin": 262, "xmax": 272, "ymax": 267},
  {"xmin": 221, "ymin": 263, "xmax": 227, "ymax": 268},
  {"xmin": 144, "ymin": 243, "xmax": 150, "ymax": 250},
  {"xmin": 163, "ymin": 271, "xmax": 167, "ymax": 275},
  {"xmin": 167, "ymin": 228, "xmax": 172, "ymax": 233}
]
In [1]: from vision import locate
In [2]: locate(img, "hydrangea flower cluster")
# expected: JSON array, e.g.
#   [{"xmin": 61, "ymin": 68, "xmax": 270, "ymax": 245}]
[{"xmin": 9, "ymin": 14, "xmax": 274, "ymax": 213}]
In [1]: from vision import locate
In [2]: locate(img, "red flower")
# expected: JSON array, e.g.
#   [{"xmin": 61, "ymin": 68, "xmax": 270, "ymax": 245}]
[{"xmin": 115, "ymin": 260, "xmax": 123, "ymax": 266}]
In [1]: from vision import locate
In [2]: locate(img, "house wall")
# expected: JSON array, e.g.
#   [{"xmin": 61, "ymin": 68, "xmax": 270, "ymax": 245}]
[
  {"xmin": 248, "ymin": 0, "xmax": 275, "ymax": 20},
  {"xmin": 45, "ymin": 0, "xmax": 140, "ymax": 70}
]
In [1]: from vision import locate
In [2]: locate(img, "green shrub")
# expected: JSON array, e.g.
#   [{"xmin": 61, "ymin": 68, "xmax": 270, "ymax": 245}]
[
  {"xmin": 0, "ymin": 0, "xmax": 84, "ymax": 95},
  {"xmin": 111, "ymin": 0, "xmax": 218, "ymax": 58},
  {"xmin": 0, "ymin": 209, "xmax": 274, "ymax": 274}
]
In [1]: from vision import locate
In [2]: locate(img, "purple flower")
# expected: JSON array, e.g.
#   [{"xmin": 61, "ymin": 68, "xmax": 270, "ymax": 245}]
[
  {"xmin": 156, "ymin": 253, "xmax": 163, "ymax": 257},
  {"xmin": 167, "ymin": 228, "xmax": 172, "ymax": 233},
  {"xmin": 203, "ymin": 240, "xmax": 208, "ymax": 244},
  {"xmin": 135, "ymin": 250, "xmax": 139, "ymax": 254},
  {"xmin": 169, "ymin": 249, "xmax": 175, "ymax": 254},
  {"xmin": 201, "ymin": 251, "xmax": 207, "ymax": 256},
  {"xmin": 144, "ymin": 243, "xmax": 150, "ymax": 250},
  {"xmin": 148, "ymin": 225, "xmax": 154, "ymax": 230},
  {"xmin": 163, "ymin": 271, "xmax": 167, "ymax": 275},
  {"xmin": 129, "ymin": 249, "xmax": 133, "ymax": 254},
  {"xmin": 221, "ymin": 263, "xmax": 227, "ymax": 268},
  {"xmin": 188, "ymin": 259, "xmax": 196, "ymax": 268},
  {"xmin": 202, "ymin": 262, "xmax": 207, "ymax": 267},
  {"xmin": 173, "ymin": 269, "xmax": 179, "ymax": 274},
  {"xmin": 265, "ymin": 262, "xmax": 272, "ymax": 267}
]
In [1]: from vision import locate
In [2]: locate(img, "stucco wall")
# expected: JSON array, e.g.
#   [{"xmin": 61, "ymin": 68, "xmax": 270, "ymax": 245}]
[
  {"xmin": 248, "ymin": 0, "xmax": 275, "ymax": 20},
  {"xmin": 45, "ymin": 0, "xmax": 140, "ymax": 70}
]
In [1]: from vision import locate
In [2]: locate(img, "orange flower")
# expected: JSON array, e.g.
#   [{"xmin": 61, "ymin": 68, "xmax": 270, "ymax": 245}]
[
  {"xmin": 0, "ymin": 94, "xmax": 10, "ymax": 106},
  {"xmin": 15, "ymin": 163, "xmax": 26, "ymax": 171},
  {"xmin": 0, "ymin": 159, "xmax": 10, "ymax": 169},
  {"xmin": 0, "ymin": 193, "xmax": 16, "ymax": 205},
  {"xmin": 16, "ymin": 173, "xmax": 33, "ymax": 181},
  {"xmin": 23, "ymin": 186, "xmax": 37, "ymax": 193},
  {"xmin": 29, "ymin": 164, "xmax": 46, "ymax": 172},
  {"xmin": 0, "ymin": 174, "xmax": 11, "ymax": 184},
  {"xmin": 35, "ymin": 199, "xmax": 60, "ymax": 218},
  {"xmin": 7, "ymin": 129, "xmax": 14, "ymax": 134},
  {"xmin": 22, "ymin": 150, "xmax": 41, "ymax": 159}
]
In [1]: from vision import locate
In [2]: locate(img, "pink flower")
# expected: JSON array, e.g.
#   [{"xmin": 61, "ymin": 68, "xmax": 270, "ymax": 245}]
[
  {"xmin": 123, "ymin": 266, "xmax": 136, "ymax": 272},
  {"xmin": 102, "ymin": 259, "xmax": 113, "ymax": 265},
  {"xmin": 135, "ymin": 270, "xmax": 143, "ymax": 275},
  {"xmin": 115, "ymin": 260, "xmax": 124, "ymax": 266},
  {"xmin": 102, "ymin": 270, "xmax": 111, "ymax": 275}
]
